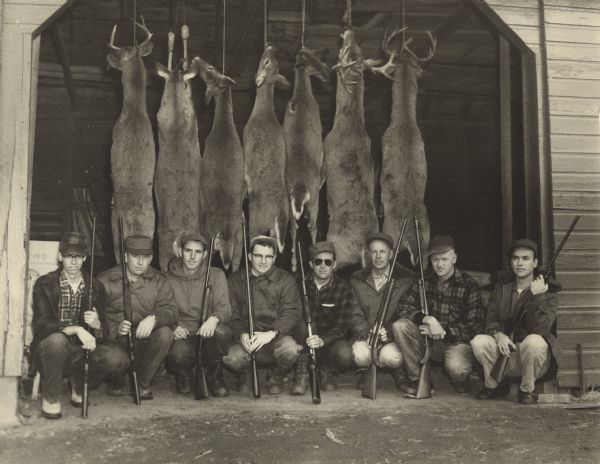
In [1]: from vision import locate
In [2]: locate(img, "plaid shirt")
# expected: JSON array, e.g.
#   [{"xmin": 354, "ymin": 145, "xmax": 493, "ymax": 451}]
[
  {"xmin": 58, "ymin": 272, "xmax": 86, "ymax": 324},
  {"xmin": 397, "ymin": 268, "xmax": 484, "ymax": 343},
  {"xmin": 304, "ymin": 273, "xmax": 360, "ymax": 345}
]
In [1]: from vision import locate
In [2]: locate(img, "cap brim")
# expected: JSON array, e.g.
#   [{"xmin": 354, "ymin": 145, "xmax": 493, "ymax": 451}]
[
  {"xmin": 428, "ymin": 246, "xmax": 453, "ymax": 256},
  {"xmin": 126, "ymin": 248, "xmax": 153, "ymax": 255}
]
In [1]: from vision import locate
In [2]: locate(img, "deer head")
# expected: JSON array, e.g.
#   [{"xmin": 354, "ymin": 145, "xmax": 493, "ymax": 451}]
[
  {"xmin": 106, "ymin": 17, "xmax": 154, "ymax": 70},
  {"xmin": 333, "ymin": 28, "xmax": 382, "ymax": 94},
  {"xmin": 187, "ymin": 56, "xmax": 236, "ymax": 104},
  {"xmin": 295, "ymin": 47, "xmax": 329, "ymax": 83},
  {"xmin": 255, "ymin": 44, "xmax": 291, "ymax": 89}
]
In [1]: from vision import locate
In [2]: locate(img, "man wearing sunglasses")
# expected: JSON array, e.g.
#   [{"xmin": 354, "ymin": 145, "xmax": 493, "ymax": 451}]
[
  {"xmin": 291, "ymin": 241, "xmax": 360, "ymax": 394},
  {"xmin": 350, "ymin": 233, "xmax": 416, "ymax": 391},
  {"xmin": 224, "ymin": 235, "xmax": 302, "ymax": 395}
]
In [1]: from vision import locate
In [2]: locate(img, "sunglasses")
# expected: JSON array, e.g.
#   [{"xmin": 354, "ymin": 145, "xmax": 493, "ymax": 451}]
[{"xmin": 313, "ymin": 258, "xmax": 333, "ymax": 267}]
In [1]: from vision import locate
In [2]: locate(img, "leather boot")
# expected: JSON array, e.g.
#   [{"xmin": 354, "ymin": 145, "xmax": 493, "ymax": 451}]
[
  {"xmin": 236, "ymin": 369, "xmax": 250, "ymax": 394},
  {"xmin": 208, "ymin": 362, "xmax": 229, "ymax": 398},
  {"xmin": 321, "ymin": 366, "xmax": 337, "ymax": 391},
  {"xmin": 267, "ymin": 369, "xmax": 284, "ymax": 395},
  {"xmin": 290, "ymin": 354, "xmax": 309, "ymax": 396},
  {"xmin": 391, "ymin": 368, "xmax": 409, "ymax": 392},
  {"xmin": 175, "ymin": 372, "xmax": 192, "ymax": 394},
  {"xmin": 356, "ymin": 369, "xmax": 367, "ymax": 390}
]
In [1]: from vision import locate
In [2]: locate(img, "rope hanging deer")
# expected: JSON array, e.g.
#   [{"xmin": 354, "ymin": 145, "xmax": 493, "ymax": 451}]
[
  {"xmin": 106, "ymin": 18, "xmax": 155, "ymax": 262},
  {"xmin": 379, "ymin": 27, "xmax": 436, "ymax": 265}
]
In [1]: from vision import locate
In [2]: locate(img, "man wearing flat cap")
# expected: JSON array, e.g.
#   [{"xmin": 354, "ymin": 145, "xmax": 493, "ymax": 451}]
[
  {"xmin": 98, "ymin": 235, "xmax": 177, "ymax": 400},
  {"xmin": 350, "ymin": 232, "xmax": 416, "ymax": 390},
  {"xmin": 393, "ymin": 235, "xmax": 485, "ymax": 397},
  {"xmin": 223, "ymin": 235, "xmax": 302, "ymax": 395},
  {"xmin": 165, "ymin": 232, "xmax": 232, "ymax": 396},
  {"xmin": 471, "ymin": 238, "xmax": 559, "ymax": 404},
  {"xmin": 31, "ymin": 232, "xmax": 124, "ymax": 419},
  {"xmin": 290, "ymin": 241, "xmax": 361, "ymax": 394}
]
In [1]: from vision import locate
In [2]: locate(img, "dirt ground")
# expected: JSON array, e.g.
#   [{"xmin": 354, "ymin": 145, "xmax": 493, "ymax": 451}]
[{"xmin": 1, "ymin": 371, "xmax": 598, "ymax": 464}]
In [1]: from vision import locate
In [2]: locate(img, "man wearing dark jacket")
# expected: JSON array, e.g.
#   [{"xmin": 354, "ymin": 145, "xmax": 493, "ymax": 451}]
[
  {"xmin": 98, "ymin": 235, "xmax": 177, "ymax": 400},
  {"xmin": 31, "ymin": 232, "xmax": 126, "ymax": 419},
  {"xmin": 393, "ymin": 235, "xmax": 485, "ymax": 397},
  {"xmin": 471, "ymin": 239, "xmax": 558, "ymax": 404},
  {"xmin": 291, "ymin": 241, "xmax": 360, "ymax": 394},
  {"xmin": 165, "ymin": 233, "xmax": 232, "ymax": 396},
  {"xmin": 223, "ymin": 235, "xmax": 302, "ymax": 395},
  {"xmin": 350, "ymin": 233, "xmax": 415, "ymax": 390}
]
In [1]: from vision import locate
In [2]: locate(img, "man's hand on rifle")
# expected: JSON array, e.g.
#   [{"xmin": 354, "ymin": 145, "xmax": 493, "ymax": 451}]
[
  {"xmin": 75, "ymin": 327, "xmax": 96, "ymax": 351},
  {"xmin": 378, "ymin": 327, "xmax": 390, "ymax": 343},
  {"xmin": 421, "ymin": 316, "xmax": 446, "ymax": 340},
  {"xmin": 249, "ymin": 331, "xmax": 277, "ymax": 352},
  {"xmin": 198, "ymin": 316, "xmax": 219, "ymax": 338},
  {"xmin": 84, "ymin": 308, "xmax": 101, "ymax": 331},
  {"xmin": 173, "ymin": 326, "xmax": 189, "ymax": 340},
  {"xmin": 118, "ymin": 320, "xmax": 131, "ymax": 336},
  {"xmin": 306, "ymin": 334, "xmax": 324, "ymax": 349},
  {"xmin": 136, "ymin": 315, "xmax": 156, "ymax": 339},
  {"xmin": 494, "ymin": 332, "xmax": 516, "ymax": 357},
  {"xmin": 240, "ymin": 333, "xmax": 252, "ymax": 353},
  {"xmin": 531, "ymin": 275, "xmax": 548, "ymax": 295}
]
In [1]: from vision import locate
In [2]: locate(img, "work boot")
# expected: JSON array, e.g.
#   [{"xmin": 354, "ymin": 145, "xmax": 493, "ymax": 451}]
[
  {"xmin": 476, "ymin": 380, "xmax": 510, "ymax": 400},
  {"xmin": 321, "ymin": 366, "xmax": 337, "ymax": 392},
  {"xmin": 267, "ymin": 369, "xmax": 284, "ymax": 395},
  {"xmin": 290, "ymin": 354, "xmax": 309, "ymax": 396},
  {"xmin": 518, "ymin": 389, "xmax": 538, "ymax": 405},
  {"xmin": 236, "ymin": 369, "xmax": 250, "ymax": 395},
  {"xmin": 356, "ymin": 369, "xmax": 367, "ymax": 390},
  {"xmin": 41, "ymin": 397, "xmax": 62, "ymax": 419},
  {"xmin": 175, "ymin": 372, "xmax": 192, "ymax": 394},
  {"xmin": 208, "ymin": 362, "xmax": 229, "ymax": 398},
  {"xmin": 391, "ymin": 368, "xmax": 409, "ymax": 392}
]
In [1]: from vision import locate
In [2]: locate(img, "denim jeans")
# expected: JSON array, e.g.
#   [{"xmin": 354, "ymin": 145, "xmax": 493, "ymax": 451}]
[
  {"xmin": 352, "ymin": 340, "xmax": 403, "ymax": 369},
  {"xmin": 471, "ymin": 333, "xmax": 551, "ymax": 392},
  {"xmin": 36, "ymin": 332, "xmax": 128, "ymax": 403},
  {"xmin": 392, "ymin": 318, "xmax": 474, "ymax": 383},
  {"xmin": 106, "ymin": 326, "xmax": 173, "ymax": 388}
]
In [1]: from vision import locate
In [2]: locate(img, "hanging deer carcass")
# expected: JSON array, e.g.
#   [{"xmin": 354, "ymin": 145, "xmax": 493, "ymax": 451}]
[
  {"xmin": 243, "ymin": 44, "xmax": 291, "ymax": 250},
  {"xmin": 283, "ymin": 47, "xmax": 329, "ymax": 270},
  {"xmin": 380, "ymin": 28, "xmax": 436, "ymax": 264},
  {"xmin": 107, "ymin": 19, "xmax": 156, "ymax": 261},
  {"xmin": 154, "ymin": 34, "xmax": 204, "ymax": 271},
  {"xmin": 188, "ymin": 56, "xmax": 244, "ymax": 271},
  {"xmin": 323, "ymin": 29, "xmax": 382, "ymax": 267}
]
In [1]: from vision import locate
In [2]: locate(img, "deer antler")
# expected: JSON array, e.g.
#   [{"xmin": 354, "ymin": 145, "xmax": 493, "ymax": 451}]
[
  {"xmin": 134, "ymin": 16, "xmax": 153, "ymax": 48},
  {"xmin": 381, "ymin": 26, "xmax": 406, "ymax": 57},
  {"xmin": 371, "ymin": 50, "xmax": 401, "ymax": 81},
  {"xmin": 403, "ymin": 31, "xmax": 437, "ymax": 63},
  {"xmin": 108, "ymin": 25, "xmax": 121, "ymax": 50}
]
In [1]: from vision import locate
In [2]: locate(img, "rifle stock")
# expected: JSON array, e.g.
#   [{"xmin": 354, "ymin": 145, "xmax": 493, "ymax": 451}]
[
  {"xmin": 81, "ymin": 217, "xmax": 96, "ymax": 418},
  {"xmin": 241, "ymin": 213, "xmax": 261, "ymax": 398},
  {"xmin": 119, "ymin": 217, "xmax": 141, "ymax": 405},
  {"xmin": 297, "ymin": 243, "xmax": 321, "ymax": 404},
  {"xmin": 414, "ymin": 217, "xmax": 432, "ymax": 399},
  {"xmin": 489, "ymin": 215, "xmax": 580, "ymax": 385},
  {"xmin": 361, "ymin": 219, "xmax": 408, "ymax": 400},
  {"xmin": 195, "ymin": 237, "xmax": 215, "ymax": 400}
]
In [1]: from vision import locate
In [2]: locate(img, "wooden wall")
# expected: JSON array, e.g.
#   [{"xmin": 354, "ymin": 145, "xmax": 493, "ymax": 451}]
[{"xmin": 488, "ymin": 0, "xmax": 600, "ymax": 388}]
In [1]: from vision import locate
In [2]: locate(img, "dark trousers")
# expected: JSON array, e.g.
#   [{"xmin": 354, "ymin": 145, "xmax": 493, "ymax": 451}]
[
  {"xmin": 107, "ymin": 326, "xmax": 174, "ymax": 388},
  {"xmin": 294, "ymin": 323, "xmax": 353, "ymax": 373},
  {"xmin": 36, "ymin": 332, "xmax": 128, "ymax": 403},
  {"xmin": 166, "ymin": 325, "xmax": 231, "ymax": 377}
]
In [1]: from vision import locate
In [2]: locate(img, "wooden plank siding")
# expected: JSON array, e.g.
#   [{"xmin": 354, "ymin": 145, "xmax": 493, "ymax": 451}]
[{"xmin": 487, "ymin": 0, "xmax": 600, "ymax": 388}]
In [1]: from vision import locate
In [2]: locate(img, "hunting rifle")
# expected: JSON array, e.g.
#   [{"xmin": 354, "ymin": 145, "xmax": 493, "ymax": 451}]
[
  {"xmin": 414, "ymin": 216, "xmax": 432, "ymax": 399},
  {"xmin": 241, "ymin": 213, "xmax": 261, "ymax": 398},
  {"xmin": 118, "ymin": 217, "xmax": 141, "ymax": 405},
  {"xmin": 490, "ymin": 215, "xmax": 581, "ymax": 383},
  {"xmin": 297, "ymin": 242, "xmax": 321, "ymax": 404},
  {"xmin": 81, "ymin": 216, "xmax": 96, "ymax": 418},
  {"xmin": 362, "ymin": 218, "xmax": 408, "ymax": 400},
  {"xmin": 194, "ymin": 236, "xmax": 215, "ymax": 400}
]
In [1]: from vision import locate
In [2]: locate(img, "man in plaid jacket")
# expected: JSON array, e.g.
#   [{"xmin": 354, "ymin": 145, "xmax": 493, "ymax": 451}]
[{"xmin": 392, "ymin": 235, "xmax": 485, "ymax": 397}]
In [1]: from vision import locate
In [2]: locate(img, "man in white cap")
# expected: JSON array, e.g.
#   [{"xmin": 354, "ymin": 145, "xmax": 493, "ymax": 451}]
[
  {"xmin": 393, "ymin": 235, "xmax": 485, "ymax": 397},
  {"xmin": 223, "ymin": 235, "xmax": 302, "ymax": 395}
]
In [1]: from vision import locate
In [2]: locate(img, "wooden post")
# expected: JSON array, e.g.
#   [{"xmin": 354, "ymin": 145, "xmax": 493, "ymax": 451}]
[
  {"xmin": 499, "ymin": 36, "xmax": 512, "ymax": 269},
  {"xmin": 0, "ymin": 0, "xmax": 78, "ymax": 428}
]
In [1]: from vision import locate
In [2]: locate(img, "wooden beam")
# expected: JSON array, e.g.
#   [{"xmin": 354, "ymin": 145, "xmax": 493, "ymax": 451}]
[
  {"xmin": 499, "ymin": 36, "xmax": 513, "ymax": 268},
  {"xmin": 48, "ymin": 23, "xmax": 76, "ymax": 109}
]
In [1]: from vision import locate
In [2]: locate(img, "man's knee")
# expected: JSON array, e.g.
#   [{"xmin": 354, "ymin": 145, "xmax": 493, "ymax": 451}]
[
  {"xmin": 273, "ymin": 336, "xmax": 301, "ymax": 369},
  {"xmin": 391, "ymin": 318, "xmax": 416, "ymax": 340},
  {"xmin": 152, "ymin": 326, "xmax": 174, "ymax": 346},
  {"xmin": 470, "ymin": 334, "xmax": 495, "ymax": 356},
  {"xmin": 223, "ymin": 344, "xmax": 250, "ymax": 371},
  {"xmin": 445, "ymin": 345, "xmax": 473, "ymax": 380},
  {"xmin": 379, "ymin": 343, "xmax": 403, "ymax": 369},
  {"xmin": 167, "ymin": 339, "xmax": 193, "ymax": 366},
  {"xmin": 352, "ymin": 341, "xmax": 370, "ymax": 368},
  {"xmin": 95, "ymin": 344, "xmax": 129, "ymax": 373},
  {"xmin": 520, "ymin": 334, "xmax": 548, "ymax": 357},
  {"xmin": 38, "ymin": 332, "xmax": 70, "ymax": 356},
  {"xmin": 328, "ymin": 341, "xmax": 353, "ymax": 372}
]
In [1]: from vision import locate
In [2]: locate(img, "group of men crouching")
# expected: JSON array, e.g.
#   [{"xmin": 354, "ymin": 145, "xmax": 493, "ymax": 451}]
[{"xmin": 31, "ymin": 229, "xmax": 558, "ymax": 419}]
